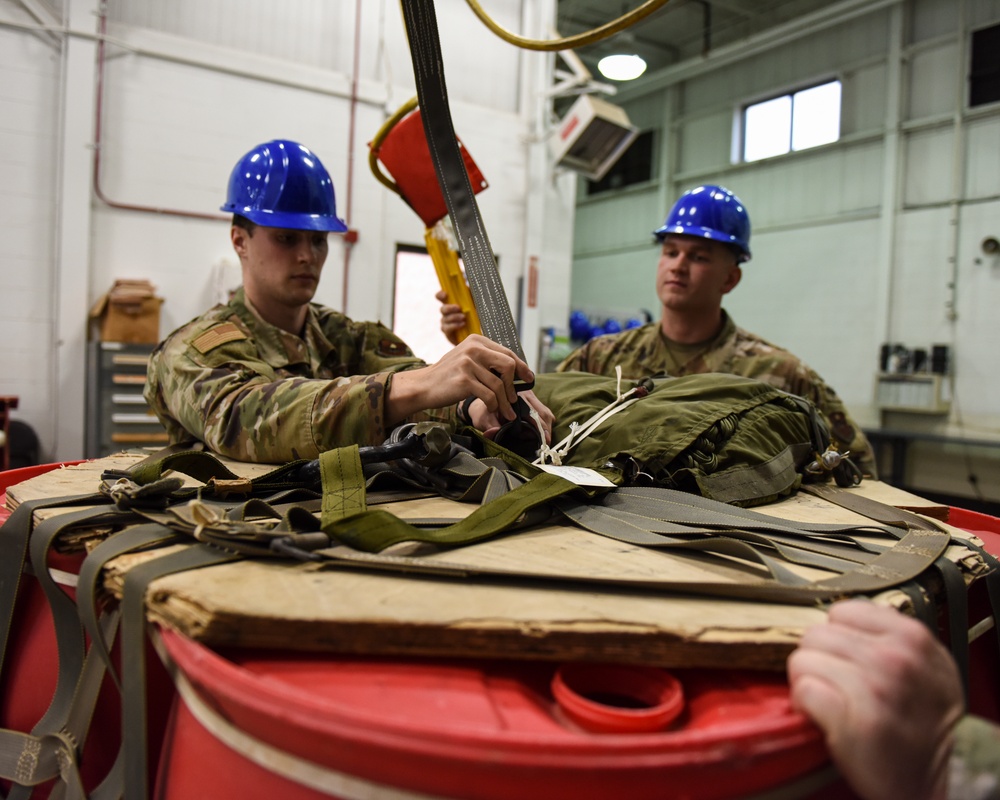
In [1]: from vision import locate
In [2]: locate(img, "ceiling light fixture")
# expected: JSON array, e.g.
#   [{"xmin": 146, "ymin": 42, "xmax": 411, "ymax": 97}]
[{"xmin": 597, "ymin": 54, "xmax": 647, "ymax": 81}]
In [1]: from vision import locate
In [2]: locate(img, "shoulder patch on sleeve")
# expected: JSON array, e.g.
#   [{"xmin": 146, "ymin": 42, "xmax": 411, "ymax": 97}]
[
  {"xmin": 191, "ymin": 322, "xmax": 247, "ymax": 354},
  {"xmin": 377, "ymin": 339, "xmax": 413, "ymax": 358}
]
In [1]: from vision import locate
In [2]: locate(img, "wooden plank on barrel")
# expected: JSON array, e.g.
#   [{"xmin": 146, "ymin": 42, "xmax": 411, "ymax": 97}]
[
  {"xmin": 5, "ymin": 453, "xmax": 979, "ymax": 669},
  {"xmin": 107, "ymin": 544, "xmax": 831, "ymax": 670}
]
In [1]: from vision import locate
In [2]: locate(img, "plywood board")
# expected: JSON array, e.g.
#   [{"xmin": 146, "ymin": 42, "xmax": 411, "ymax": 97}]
[
  {"xmin": 110, "ymin": 545, "xmax": 830, "ymax": 670},
  {"xmin": 5, "ymin": 454, "xmax": 982, "ymax": 670}
]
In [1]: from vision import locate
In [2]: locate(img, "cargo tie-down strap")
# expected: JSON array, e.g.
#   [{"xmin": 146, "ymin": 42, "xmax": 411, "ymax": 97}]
[
  {"xmin": 399, "ymin": 0, "xmax": 543, "ymax": 458},
  {"xmin": 1, "ymin": 446, "xmax": 999, "ymax": 800}
]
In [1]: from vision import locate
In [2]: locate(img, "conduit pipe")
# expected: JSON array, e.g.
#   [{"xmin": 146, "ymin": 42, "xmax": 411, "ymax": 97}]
[
  {"xmin": 341, "ymin": 0, "xmax": 364, "ymax": 314},
  {"xmin": 944, "ymin": 0, "xmax": 969, "ymax": 326},
  {"xmin": 1, "ymin": 8, "xmax": 385, "ymax": 225},
  {"xmin": 93, "ymin": 4, "xmax": 227, "ymax": 221}
]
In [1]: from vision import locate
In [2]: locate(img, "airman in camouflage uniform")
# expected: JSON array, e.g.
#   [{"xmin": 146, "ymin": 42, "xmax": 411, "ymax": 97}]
[
  {"xmin": 789, "ymin": 599, "xmax": 1000, "ymax": 800},
  {"xmin": 550, "ymin": 185, "xmax": 875, "ymax": 477},
  {"xmin": 145, "ymin": 286, "xmax": 453, "ymax": 462},
  {"xmin": 556, "ymin": 311, "xmax": 876, "ymax": 476},
  {"xmin": 951, "ymin": 716, "xmax": 1000, "ymax": 799},
  {"xmin": 145, "ymin": 139, "xmax": 550, "ymax": 463},
  {"xmin": 440, "ymin": 185, "xmax": 876, "ymax": 475}
]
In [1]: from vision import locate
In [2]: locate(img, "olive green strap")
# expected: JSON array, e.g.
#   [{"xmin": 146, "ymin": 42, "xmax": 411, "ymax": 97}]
[
  {"xmin": 322, "ymin": 471, "xmax": 575, "ymax": 551},
  {"xmin": 120, "ymin": 544, "xmax": 241, "ymax": 800},
  {"xmin": 320, "ymin": 446, "xmax": 366, "ymax": 523},
  {"xmin": 0, "ymin": 494, "xmax": 112, "ymax": 680},
  {"xmin": 0, "ymin": 496, "xmax": 131, "ymax": 799},
  {"xmin": 123, "ymin": 448, "xmax": 312, "ymax": 496}
]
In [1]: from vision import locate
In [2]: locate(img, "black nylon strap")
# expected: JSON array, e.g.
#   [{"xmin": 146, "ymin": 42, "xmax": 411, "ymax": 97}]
[
  {"xmin": 399, "ymin": 0, "xmax": 527, "ymax": 366},
  {"xmin": 935, "ymin": 555, "xmax": 970, "ymax": 700}
]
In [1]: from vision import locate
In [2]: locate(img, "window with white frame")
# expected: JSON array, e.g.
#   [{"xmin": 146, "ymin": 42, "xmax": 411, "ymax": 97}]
[{"xmin": 741, "ymin": 80, "xmax": 842, "ymax": 163}]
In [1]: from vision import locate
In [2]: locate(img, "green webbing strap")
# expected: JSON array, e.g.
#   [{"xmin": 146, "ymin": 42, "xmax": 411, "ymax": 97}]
[
  {"xmin": 0, "ymin": 611, "xmax": 122, "ymax": 800},
  {"xmin": 800, "ymin": 483, "xmax": 997, "ymax": 695},
  {"xmin": 25, "ymin": 507, "xmax": 138, "ymax": 726},
  {"xmin": 321, "ymin": 524, "xmax": 952, "ymax": 605},
  {"xmin": 799, "ymin": 483, "xmax": 943, "ymax": 531},
  {"xmin": 557, "ymin": 500, "xmax": 882, "ymax": 566},
  {"xmin": 0, "ymin": 728, "xmax": 84, "ymax": 799},
  {"xmin": 606, "ymin": 486, "xmax": 896, "ymax": 539},
  {"xmin": 934, "ymin": 555, "xmax": 970, "ymax": 700},
  {"xmin": 430, "ymin": 453, "xmax": 528, "ymax": 504},
  {"xmin": 553, "ymin": 501, "xmax": 873, "ymax": 578},
  {"xmin": 124, "ymin": 448, "xmax": 312, "ymax": 496},
  {"xmin": 315, "ymin": 480, "xmax": 952, "ymax": 605},
  {"xmin": 0, "ymin": 495, "xmax": 132, "ymax": 800},
  {"xmin": 323, "ymin": 471, "xmax": 575, "ymax": 551},
  {"xmin": 0, "ymin": 493, "xmax": 111, "ymax": 680},
  {"xmin": 955, "ymin": 537, "xmax": 1000, "ymax": 679},
  {"xmin": 70, "ymin": 522, "xmax": 217, "ymax": 800},
  {"xmin": 895, "ymin": 581, "xmax": 936, "ymax": 629},
  {"xmin": 120, "ymin": 544, "xmax": 242, "ymax": 800},
  {"xmin": 319, "ymin": 446, "xmax": 366, "ymax": 524},
  {"xmin": 693, "ymin": 444, "xmax": 805, "ymax": 506},
  {"xmin": 76, "ymin": 523, "xmax": 186, "ymax": 689}
]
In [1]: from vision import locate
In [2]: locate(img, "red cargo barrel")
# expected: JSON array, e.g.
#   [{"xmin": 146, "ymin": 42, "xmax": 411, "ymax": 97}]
[
  {"xmin": 0, "ymin": 461, "xmax": 173, "ymax": 798},
  {"xmin": 155, "ymin": 628, "xmax": 850, "ymax": 800}
]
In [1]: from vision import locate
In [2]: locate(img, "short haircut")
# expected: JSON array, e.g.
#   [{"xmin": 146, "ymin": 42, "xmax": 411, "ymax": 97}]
[{"xmin": 232, "ymin": 214, "xmax": 256, "ymax": 235}]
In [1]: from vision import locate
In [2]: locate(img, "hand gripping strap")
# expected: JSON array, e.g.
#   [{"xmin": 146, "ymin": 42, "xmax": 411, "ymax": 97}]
[{"xmin": 399, "ymin": 0, "xmax": 528, "ymax": 367}]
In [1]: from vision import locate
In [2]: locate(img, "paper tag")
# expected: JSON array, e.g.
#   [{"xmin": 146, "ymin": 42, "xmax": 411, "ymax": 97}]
[{"xmin": 536, "ymin": 464, "xmax": 616, "ymax": 487}]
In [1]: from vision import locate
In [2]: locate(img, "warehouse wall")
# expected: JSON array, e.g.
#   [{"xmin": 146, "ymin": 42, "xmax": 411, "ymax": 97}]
[
  {"xmin": 569, "ymin": 0, "xmax": 1000, "ymax": 508},
  {"xmin": 0, "ymin": 0, "xmax": 575, "ymax": 461}
]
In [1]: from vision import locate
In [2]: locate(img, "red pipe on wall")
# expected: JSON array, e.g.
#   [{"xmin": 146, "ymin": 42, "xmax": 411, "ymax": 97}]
[{"xmin": 92, "ymin": 6, "xmax": 234, "ymax": 222}]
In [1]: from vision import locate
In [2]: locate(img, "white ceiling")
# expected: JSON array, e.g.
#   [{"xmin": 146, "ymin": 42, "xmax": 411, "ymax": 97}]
[{"xmin": 556, "ymin": 0, "xmax": 838, "ymax": 77}]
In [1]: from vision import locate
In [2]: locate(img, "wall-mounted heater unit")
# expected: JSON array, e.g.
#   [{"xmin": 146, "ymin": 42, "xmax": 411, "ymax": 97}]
[{"xmin": 548, "ymin": 93, "xmax": 639, "ymax": 181}]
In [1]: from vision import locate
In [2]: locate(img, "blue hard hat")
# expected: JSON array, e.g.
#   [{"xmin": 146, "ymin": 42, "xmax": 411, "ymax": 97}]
[
  {"xmin": 653, "ymin": 185, "xmax": 751, "ymax": 262},
  {"xmin": 221, "ymin": 140, "xmax": 347, "ymax": 232},
  {"xmin": 569, "ymin": 310, "xmax": 592, "ymax": 341}
]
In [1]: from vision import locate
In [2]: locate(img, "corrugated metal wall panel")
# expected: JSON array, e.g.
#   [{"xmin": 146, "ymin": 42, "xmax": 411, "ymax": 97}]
[
  {"xmin": 892, "ymin": 207, "xmax": 956, "ymax": 338},
  {"xmin": 725, "ymin": 217, "xmax": 883, "ymax": 407},
  {"xmin": 574, "ymin": 185, "xmax": 660, "ymax": 255},
  {"xmin": 842, "ymin": 62, "xmax": 888, "ymax": 135},
  {"xmin": 902, "ymin": 127, "xmax": 955, "ymax": 206},
  {"xmin": 965, "ymin": 117, "xmax": 1000, "ymax": 199},
  {"xmin": 906, "ymin": 42, "xmax": 961, "ymax": 120},
  {"xmin": 568, "ymin": 248, "xmax": 658, "ymax": 321},
  {"xmin": 969, "ymin": 0, "xmax": 1000, "ymax": 28},
  {"xmin": 910, "ymin": 0, "xmax": 960, "ymax": 43},
  {"xmin": 680, "ymin": 11, "xmax": 890, "ymax": 118},
  {"xmin": 105, "ymin": 0, "xmax": 353, "ymax": 72},
  {"xmin": 676, "ymin": 109, "xmax": 732, "ymax": 176},
  {"xmin": 700, "ymin": 140, "xmax": 883, "ymax": 227}
]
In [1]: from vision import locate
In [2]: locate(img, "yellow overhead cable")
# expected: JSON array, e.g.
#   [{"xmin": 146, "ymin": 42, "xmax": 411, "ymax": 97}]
[{"xmin": 462, "ymin": 0, "xmax": 673, "ymax": 51}]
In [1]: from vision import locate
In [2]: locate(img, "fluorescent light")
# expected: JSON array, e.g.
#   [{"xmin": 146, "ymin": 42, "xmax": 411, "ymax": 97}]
[{"xmin": 597, "ymin": 54, "xmax": 647, "ymax": 81}]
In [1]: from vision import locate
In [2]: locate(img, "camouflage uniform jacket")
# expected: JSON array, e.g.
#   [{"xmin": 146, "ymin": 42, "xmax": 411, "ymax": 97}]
[
  {"xmin": 557, "ymin": 312, "xmax": 876, "ymax": 476},
  {"xmin": 145, "ymin": 288, "xmax": 452, "ymax": 463},
  {"xmin": 950, "ymin": 715, "xmax": 1000, "ymax": 799}
]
